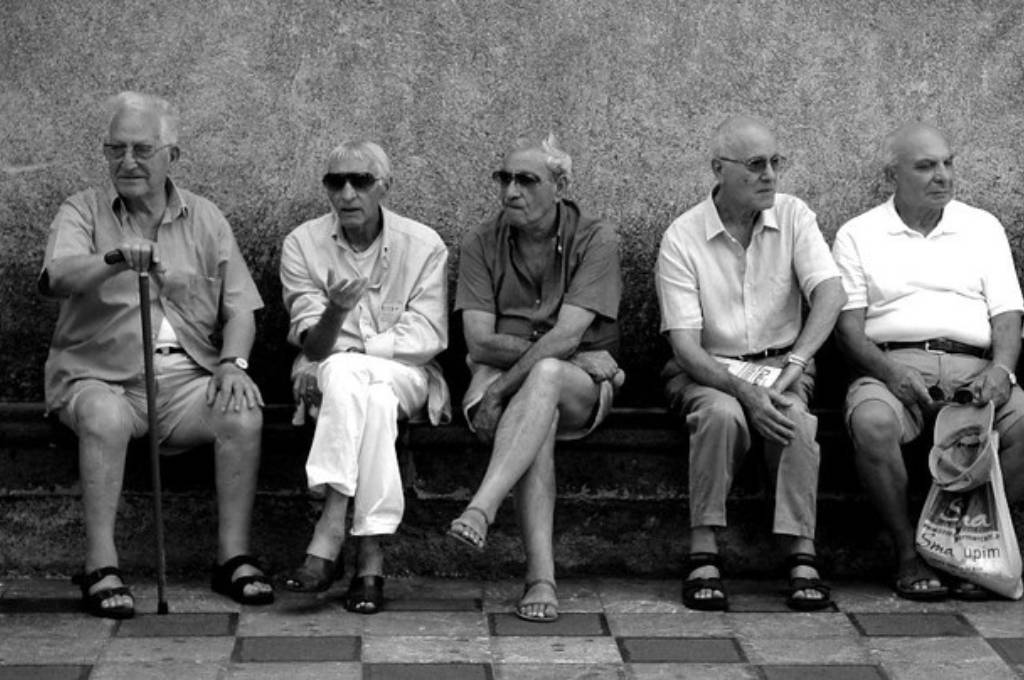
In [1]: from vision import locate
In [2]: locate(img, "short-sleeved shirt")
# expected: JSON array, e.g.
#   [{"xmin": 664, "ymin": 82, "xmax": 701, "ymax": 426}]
[
  {"xmin": 455, "ymin": 199, "xmax": 621, "ymax": 357},
  {"xmin": 655, "ymin": 191, "xmax": 839, "ymax": 356},
  {"xmin": 41, "ymin": 180, "xmax": 263, "ymax": 411},
  {"xmin": 832, "ymin": 196, "xmax": 1024, "ymax": 347}
]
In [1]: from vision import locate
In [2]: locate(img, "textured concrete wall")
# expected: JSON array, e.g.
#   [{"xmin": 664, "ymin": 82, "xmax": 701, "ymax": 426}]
[{"xmin": 3, "ymin": 0, "xmax": 1024, "ymax": 404}]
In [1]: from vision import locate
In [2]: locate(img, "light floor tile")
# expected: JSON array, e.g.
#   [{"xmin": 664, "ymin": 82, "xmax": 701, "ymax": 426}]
[
  {"xmin": 0, "ymin": 635, "xmax": 106, "ymax": 665},
  {"xmin": 491, "ymin": 636, "xmax": 623, "ymax": 664},
  {"xmin": 880, "ymin": 659, "xmax": 1019, "ymax": 680},
  {"xmin": 606, "ymin": 612, "xmax": 732, "ymax": 637},
  {"xmin": 89, "ymin": 661, "xmax": 225, "ymax": 680},
  {"xmin": 236, "ymin": 605, "xmax": 364, "ymax": 636},
  {"xmin": 739, "ymin": 637, "xmax": 870, "ymax": 665},
  {"xmin": 363, "ymin": 611, "xmax": 487, "ymax": 637},
  {"xmin": 361, "ymin": 635, "xmax": 491, "ymax": 663},
  {"xmin": 626, "ymin": 663, "xmax": 760, "ymax": 680},
  {"xmin": 99, "ymin": 636, "xmax": 235, "ymax": 664},
  {"xmin": 225, "ymin": 662, "xmax": 361, "ymax": 680},
  {"xmin": 730, "ymin": 612, "xmax": 860, "ymax": 639},
  {"xmin": 492, "ymin": 663, "xmax": 625, "ymax": 679}
]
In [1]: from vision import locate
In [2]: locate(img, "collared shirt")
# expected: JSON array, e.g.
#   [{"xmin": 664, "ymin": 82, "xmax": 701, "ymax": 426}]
[
  {"xmin": 833, "ymin": 196, "xmax": 1024, "ymax": 347},
  {"xmin": 280, "ymin": 206, "xmax": 451, "ymax": 424},
  {"xmin": 454, "ymin": 199, "xmax": 621, "ymax": 357},
  {"xmin": 655, "ymin": 191, "xmax": 839, "ymax": 357},
  {"xmin": 41, "ymin": 180, "xmax": 263, "ymax": 411}
]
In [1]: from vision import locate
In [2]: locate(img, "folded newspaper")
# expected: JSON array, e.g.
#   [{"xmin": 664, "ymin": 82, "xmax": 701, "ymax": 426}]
[{"xmin": 716, "ymin": 357, "xmax": 782, "ymax": 387}]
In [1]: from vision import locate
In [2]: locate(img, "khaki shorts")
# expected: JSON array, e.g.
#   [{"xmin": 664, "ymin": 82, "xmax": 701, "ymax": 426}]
[
  {"xmin": 461, "ymin": 358, "xmax": 616, "ymax": 441},
  {"xmin": 844, "ymin": 349, "xmax": 1024, "ymax": 443},
  {"xmin": 58, "ymin": 353, "xmax": 221, "ymax": 454}
]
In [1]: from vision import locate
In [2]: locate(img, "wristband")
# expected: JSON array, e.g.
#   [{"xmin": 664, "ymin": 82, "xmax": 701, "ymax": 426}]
[
  {"xmin": 786, "ymin": 353, "xmax": 808, "ymax": 369},
  {"xmin": 993, "ymin": 362, "xmax": 1018, "ymax": 386}
]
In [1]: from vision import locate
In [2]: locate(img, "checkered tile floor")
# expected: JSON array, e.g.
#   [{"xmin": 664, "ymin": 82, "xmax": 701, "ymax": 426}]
[{"xmin": 1, "ymin": 576, "xmax": 1022, "ymax": 679}]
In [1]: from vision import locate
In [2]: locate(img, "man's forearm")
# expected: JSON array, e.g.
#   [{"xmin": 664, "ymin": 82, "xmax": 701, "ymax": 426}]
[
  {"xmin": 43, "ymin": 254, "xmax": 125, "ymax": 297},
  {"xmin": 789, "ymin": 278, "xmax": 845, "ymax": 362},
  {"xmin": 301, "ymin": 303, "xmax": 347, "ymax": 361},
  {"xmin": 468, "ymin": 332, "xmax": 533, "ymax": 369},
  {"xmin": 484, "ymin": 329, "xmax": 580, "ymax": 402},
  {"xmin": 220, "ymin": 312, "xmax": 256, "ymax": 360},
  {"xmin": 990, "ymin": 311, "xmax": 1023, "ymax": 371}
]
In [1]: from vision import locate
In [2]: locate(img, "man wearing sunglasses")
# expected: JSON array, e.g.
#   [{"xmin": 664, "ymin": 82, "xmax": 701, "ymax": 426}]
[
  {"xmin": 279, "ymin": 141, "xmax": 450, "ymax": 614},
  {"xmin": 38, "ymin": 92, "xmax": 272, "ymax": 617},
  {"xmin": 655, "ymin": 115, "xmax": 845, "ymax": 611},
  {"xmin": 833, "ymin": 122, "xmax": 1024, "ymax": 601},
  {"xmin": 448, "ymin": 134, "xmax": 623, "ymax": 622}
]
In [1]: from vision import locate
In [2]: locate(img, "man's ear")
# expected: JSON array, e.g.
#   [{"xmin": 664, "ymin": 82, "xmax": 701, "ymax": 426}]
[
  {"xmin": 168, "ymin": 145, "xmax": 181, "ymax": 162},
  {"xmin": 710, "ymin": 158, "xmax": 723, "ymax": 181},
  {"xmin": 554, "ymin": 174, "xmax": 569, "ymax": 197}
]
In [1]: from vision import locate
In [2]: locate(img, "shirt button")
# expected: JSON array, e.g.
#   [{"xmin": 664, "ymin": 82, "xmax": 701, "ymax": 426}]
[{"xmin": 535, "ymin": 299, "xmax": 541, "ymax": 306}]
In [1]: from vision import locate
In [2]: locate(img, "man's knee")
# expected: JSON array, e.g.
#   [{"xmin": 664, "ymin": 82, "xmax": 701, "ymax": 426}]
[
  {"xmin": 690, "ymin": 393, "xmax": 746, "ymax": 433},
  {"xmin": 849, "ymin": 400, "xmax": 901, "ymax": 457},
  {"xmin": 72, "ymin": 389, "xmax": 133, "ymax": 445},
  {"xmin": 211, "ymin": 405, "xmax": 263, "ymax": 441},
  {"xmin": 520, "ymin": 357, "xmax": 567, "ymax": 398}
]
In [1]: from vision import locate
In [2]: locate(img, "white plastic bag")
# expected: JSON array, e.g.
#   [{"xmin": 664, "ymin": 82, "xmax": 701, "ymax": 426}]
[{"xmin": 916, "ymin": 403, "xmax": 1023, "ymax": 599}]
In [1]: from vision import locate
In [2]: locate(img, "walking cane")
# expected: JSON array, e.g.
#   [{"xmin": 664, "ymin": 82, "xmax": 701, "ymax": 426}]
[{"xmin": 105, "ymin": 250, "xmax": 170, "ymax": 614}]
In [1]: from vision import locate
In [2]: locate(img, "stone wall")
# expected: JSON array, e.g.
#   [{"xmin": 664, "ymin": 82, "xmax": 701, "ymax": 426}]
[{"xmin": 4, "ymin": 0, "xmax": 1024, "ymax": 404}]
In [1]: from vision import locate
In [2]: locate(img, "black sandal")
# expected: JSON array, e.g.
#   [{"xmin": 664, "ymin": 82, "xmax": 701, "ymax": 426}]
[
  {"xmin": 72, "ymin": 566, "xmax": 135, "ymax": 620},
  {"xmin": 785, "ymin": 553, "xmax": 832, "ymax": 611},
  {"xmin": 682, "ymin": 552, "xmax": 728, "ymax": 611},
  {"xmin": 344, "ymin": 574, "xmax": 384, "ymax": 614},
  {"xmin": 211, "ymin": 554, "xmax": 275, "ymax": 605},
  {"xmin": 281, "ymin": 554, "xmax": 339, "ymax": 593}
]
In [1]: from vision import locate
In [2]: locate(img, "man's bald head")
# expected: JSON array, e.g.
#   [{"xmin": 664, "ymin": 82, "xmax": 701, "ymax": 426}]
[
  {"xmin": 710, "ymin": 115, "xmax": 776, "ymax": 160},
  {"xmin": 883, "ymin": 122, "xmax": 955, "ymax": 215}
]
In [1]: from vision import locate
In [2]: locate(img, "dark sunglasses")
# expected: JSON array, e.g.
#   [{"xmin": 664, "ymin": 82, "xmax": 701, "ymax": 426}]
[
  {"xmin": 928, "ymin": 385, "xmax": 974, "ymax": 405},
  {"xmin": 491, "ymin": 170, "xmax": 542, "ymax": 187},
  {"xmin": 717, "ymin": 154, "xmax": 789, "ymax": 174},
  {"xmin": 322, "ymin": 172, "xmax": 379, "ymax": 191}
]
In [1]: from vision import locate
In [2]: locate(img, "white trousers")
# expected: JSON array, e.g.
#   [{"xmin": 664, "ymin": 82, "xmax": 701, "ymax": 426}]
[{"xmin": 306, "ymin": 353, "xmax": 429, "ymax": 536}]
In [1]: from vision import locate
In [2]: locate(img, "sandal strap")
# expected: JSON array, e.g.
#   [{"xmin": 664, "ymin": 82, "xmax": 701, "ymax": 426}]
[
  {"xmin": 523, "ymin": 578, "xmax": 557, "ymax": 594},
  {"xmin": 72, "ymin": 566, "xmax": 125, "ymax": 591},
  {"xmin": 789, "ymin": 576, "xmax": 830, "ymax": 596},
  {"xmin": 685, "ymin": 552, "xmax": 722, "ymax": 570},
  {"xmin": 682, "ymin": 576, "xmax": 725, "ymax": 595},
  {"xmin": 89, "ymin": 585, "xmax": 134, "ymax": 602},
  {"xmin": 216, "ymin": 554, "xmax": 262, "ymax": 580},
  {"xmin": 463, "ymin": 506, "xmax": 491, "ymax": 525}
]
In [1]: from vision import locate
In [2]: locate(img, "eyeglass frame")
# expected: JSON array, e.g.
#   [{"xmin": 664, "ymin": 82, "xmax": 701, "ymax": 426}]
[
  {"xmin": 102, "ymin": 142, "xmax": 175, "ymax": 162},
  {"xmin": 716, "ymin": 154, "xmax": 789, "ymax": 175},
  {"xmin": 491, "ymin": 170, "xmax": 543, "ymax": 187},
  {"xmin": 321, "ymin": 172, "xmax": 381, "ymax": 192}
]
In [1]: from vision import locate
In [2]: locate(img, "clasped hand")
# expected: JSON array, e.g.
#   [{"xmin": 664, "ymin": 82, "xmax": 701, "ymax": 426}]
[{"xmin": 114, "ymin": 238, "xmax": 162, "ymax": 273}]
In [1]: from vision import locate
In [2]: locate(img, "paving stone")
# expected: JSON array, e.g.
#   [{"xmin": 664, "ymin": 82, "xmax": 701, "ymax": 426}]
[
  {"xmin": 236, "ymin": 604, "xmax": 364, "ymax": 636},
  {"xmin": 490, "ymin": 636, "xmax": 623, "ymax": 664},
  {"xmin": 360, "ymin": 635, "xmax": 491, "ymax": 663},
  {"xmin": 117, "ymin": 612, "xmax": 237, "ymax": 637},
  {"xmin": 386, "ymin": 597, "xmax": 481, "ymax": 611},
  {"xmin": 99, "ymin": 636, "xmax": 235, "ymax": 664},
  {"xmin": 491, "ymin": 663, "xmax": 625, "ymax": 679},
  {"xmin": 626, "ymin": 664, "xmax": 760, "ymax": 680},
  {"xmin": 88, "ymin": 661, "xmax": 224, "ymax": 680},
  {"xmin": 988, "ymin": 637, "xmax": 1024, "ymax": 664},
  {"xmin": 850, "ymin": 612, "xmax": 976, "ymax": 637},
  {"xmin": 0, "ymin": 667, "xmax": 91, "ymax": 680},
  {"xmin": 232, "ymin": 635, "xmax": 359, "ymax": 662},
  {"xmin": 879, "ymin": 659, "xmax": 1020, "ymax": 680},
  {"xmin": 484, "ymin": 580, "xmax": 604, "ymax": 614},
  {"xmin": 363, "ymin": 663, "xmax": 491, "ymax": 680},
  {"xmin": 960, "ymin": 608, "xmax": 1024, "ymax": 637},
  {"xmin": 760, "ymin": 666, "xmax": 886, "ymax": 680},
  {"xmin": 0, "ymin": 613, "xmax": 117, "ymax": 640},
  {"xmin": 225, "ymin": 662, "xmax": 362, "ymax": 679},
  {"xmin": 0, "ymin": 598, "xmax": 81, "ymax": 614},
  {"xmin": 740, "ymin": 637, "xmax": 871, "ymax": 665},
  {"xmin": 618, "ymin": 636, "xmax": 744, "ymax": 663},
  {"xmin": 597, "ymin": 579, "xmax": 686, "ymax": 614},
  {"xmin": 363, "ymin": 611, "xmax": 488, "ymax": 637},
  {"xmin": 490, "ymin": 612, "xmax": 608, "ymax": 636},
  {"xmin": 606, "ymin": 612, "xmax": 732, "ymax": 637},
  {"xmin": 867, "ymin": 637, "xmax": 1003, "ymax": 665},
  {"xmin": 0, "ymin": 636, "xmax": 106, "ymax": 665},
  {"xmin": 730, "ymin": 612, "xmax": 859, "ymax": 639}
]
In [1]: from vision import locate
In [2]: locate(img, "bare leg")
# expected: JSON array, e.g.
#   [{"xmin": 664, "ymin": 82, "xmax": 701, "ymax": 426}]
[
  {"xmin": 686, "ymin": 526, "xmax": 722, "ymax": 601},
  {"xmin": 75, "ymin": 389, "xmax": 135, "ymax": 611},
  {"xmin": 211, "ymin": 405, "xmax": 271, "ymax": 597},
  {"xmin": 515, "ymin": 417, "xmax": 559, "ymax": 620},
  {"xmin": 849, "ymin": 400, "xmax": 941, "ymax": 594}
]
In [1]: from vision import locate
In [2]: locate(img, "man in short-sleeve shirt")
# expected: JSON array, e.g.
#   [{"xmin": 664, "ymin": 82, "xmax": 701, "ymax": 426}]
[
  {"xmin": 447, "ymin": 134, "xmax": 623, "ymax": 622},
  {"xmin": 39, "ymin": 92, "xmax": 272, "ymax": 618},
  {"xmin": 833, "ymin": 122, "xmax": 1024, "ymax": 601},
  {"xmin": 656, "ymin": 116, "xmax": 845, "ymax": 611}
]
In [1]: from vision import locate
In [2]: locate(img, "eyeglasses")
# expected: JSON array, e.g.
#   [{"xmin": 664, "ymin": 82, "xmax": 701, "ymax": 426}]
[
  {"xmin": 928, "ymin": 385, "xmax": 974, "ymax": 405},
  {"xmin": 102, "ymin": 143, "xmax": 174, "ymax": 161},
  {"xmin": 491, "ymin": 170, "xmax": 542, "ymax": 187},
  {"xmin": 322, "ymin": 173, "xmax": 379, "ymax": 191},
  {"xmin": 717, "ymin": 154, "xmax": 789, "ymax": 174}
]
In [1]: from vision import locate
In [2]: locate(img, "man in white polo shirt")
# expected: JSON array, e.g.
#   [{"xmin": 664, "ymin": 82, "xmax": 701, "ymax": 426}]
[{"xmin": 833, "ymin": 122, "xmax": 1024, "ymax": 601}]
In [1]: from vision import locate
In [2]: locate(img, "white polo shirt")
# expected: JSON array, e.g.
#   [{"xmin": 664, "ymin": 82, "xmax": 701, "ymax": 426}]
[{"xmin": 832, "ymin": 197, "xmax": 1023, "ymax": 347}]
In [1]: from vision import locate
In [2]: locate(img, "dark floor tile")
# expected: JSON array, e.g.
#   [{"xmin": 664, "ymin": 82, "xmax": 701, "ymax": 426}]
[
  {"xmin": 850, "ymin": 612, "xmax": 976, "ymax": 637},
  {"xmin": 761, "ymin": 666, "xmax": 886, "ymax": 680},
  {"xmin": 0, "ymin": 667, "xmax": 90, "ymax": 680},
  {"xmin": 987, "ymin": 637, "xmax": 1024, "ymax": 664},
  {"xmin": 618, "ymin": 637, "xmax": 744, "ymax": 663},
  {"xmin": 386, "ymin": 597, "xmax": 481, "ymax": 611},
  {"xmin": 117, "ymin": 612, "xmax": 237, "ymax": 637},
  {"xmin": 728, "ymin": 597, "xmax": 839, "ymax": 613},
  {"xmin": 364, "ymin": 663, "xmax": 491, "ymax": 680},
  {"xmin": 0, "ymin": 598, "xmax": 80, "ymax": 614},
  {"xmin": 233, "ymin": 635, "xmax": 360, "ymax": 662},
  {"xmin": 490, "ymin": 612, "xmax": 608, "ymax": 636}
]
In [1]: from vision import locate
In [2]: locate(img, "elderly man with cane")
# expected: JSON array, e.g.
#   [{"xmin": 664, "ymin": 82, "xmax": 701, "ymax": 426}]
[{"xmin": 39, "ymin": 91, "xmax": 273, "ymax": 618}]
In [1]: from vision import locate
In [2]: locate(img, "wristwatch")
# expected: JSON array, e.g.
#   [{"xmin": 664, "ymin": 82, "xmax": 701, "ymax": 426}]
[{"xmin": 219, "ymin": 356, "xmax": 249, "ymax": 371}]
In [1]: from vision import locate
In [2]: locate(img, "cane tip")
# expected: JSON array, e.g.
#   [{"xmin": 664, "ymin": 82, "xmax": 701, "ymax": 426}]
[{"xmin": 157, "ymin": 601, "xmax": 169, "ymax": 615}]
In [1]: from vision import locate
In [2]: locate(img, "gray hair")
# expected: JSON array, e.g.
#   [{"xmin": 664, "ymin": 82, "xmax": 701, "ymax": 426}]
[
  {"xmin": 881, "ymin": 122, "xmax": 950, "ymax": 172},
  {"xmin": 709, "ymin": 115, "xmax": 772, "ymax": 159},
  {"xmin": 106, "ymin": 91, "xmax": 179, "ymax": 145},
  {"xmin": 326, "ymin": 140, "xmax": 392, "ymax": 180},
  {"xmin": 511, "ymin": 133, "xmax": 573, "ymax": 182}
]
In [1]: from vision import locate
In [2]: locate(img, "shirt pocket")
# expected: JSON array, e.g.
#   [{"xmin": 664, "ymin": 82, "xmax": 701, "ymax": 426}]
[{"xmin": 162, "ymin": 271, "xmax": 222, "ymax": 334}]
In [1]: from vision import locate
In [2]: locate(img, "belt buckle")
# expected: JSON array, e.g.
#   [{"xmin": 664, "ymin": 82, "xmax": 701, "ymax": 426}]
[{"xmin": 923, "ymin": 340, "xmax": 946, "ymax": 355}]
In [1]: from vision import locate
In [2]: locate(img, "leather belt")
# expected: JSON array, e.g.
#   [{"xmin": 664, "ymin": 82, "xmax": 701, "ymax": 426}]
[
  {"xmin": 724, "ymin": 345, "xmax": 793, "ymax": 361},
  {"xmin": 878, "ymin": 339, "xmax": 989, "ymax": 359},
  {"xmin": 154, "ymin": 346, "xmax": 186, "ymax": 356}
]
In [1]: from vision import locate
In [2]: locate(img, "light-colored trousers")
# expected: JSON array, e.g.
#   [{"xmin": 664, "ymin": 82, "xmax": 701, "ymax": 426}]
[
  {"xmin": 667, "ymin": 366, "xmax": 820, "ymax": 538},
  {"xmin": 306, "ymin": 353, "xmax": 429, "ymax": 536}
]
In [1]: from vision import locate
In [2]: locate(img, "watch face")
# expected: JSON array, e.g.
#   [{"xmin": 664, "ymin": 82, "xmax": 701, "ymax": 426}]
[{"xmin": 235, "ymin": 357, "xmax": 249, "ymax": 370}]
